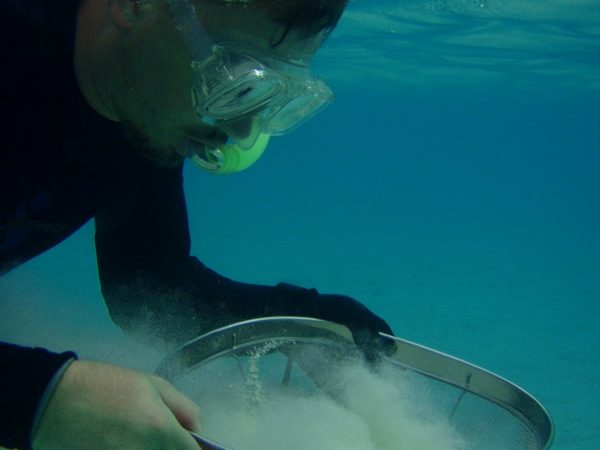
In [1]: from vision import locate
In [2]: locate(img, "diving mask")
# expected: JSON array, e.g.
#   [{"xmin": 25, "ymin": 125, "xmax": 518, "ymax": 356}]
[
  {"xmin": 166, "ymin": 0, "xmax": 334, "ymax": 173},
  {"xmin": 189, "ymin": 44, "xmax": 334, "ymax": 140}
]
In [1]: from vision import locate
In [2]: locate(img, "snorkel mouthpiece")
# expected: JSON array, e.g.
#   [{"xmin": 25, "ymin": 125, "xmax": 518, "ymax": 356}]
[{"xmin": 191, "ymin": 132, "xmax": 270, "ymax": 175}]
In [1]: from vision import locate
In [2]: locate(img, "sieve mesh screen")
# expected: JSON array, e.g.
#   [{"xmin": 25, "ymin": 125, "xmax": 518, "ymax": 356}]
[{"xmin": 156, "ymin": 318, "xmax": 553, "ymax": 450}]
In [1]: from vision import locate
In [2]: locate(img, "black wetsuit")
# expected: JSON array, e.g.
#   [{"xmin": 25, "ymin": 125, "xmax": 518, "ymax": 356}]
[{"xmin": 0, "ymin": 2, "xmax": 391, "ymax": 449}]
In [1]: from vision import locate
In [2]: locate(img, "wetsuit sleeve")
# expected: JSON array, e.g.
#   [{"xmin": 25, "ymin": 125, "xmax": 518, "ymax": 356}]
[
  {"xmin": 94, "ymin": 163, "xmax": 392, "ymax": 349},
  {"xmin": 94, "ymin": 163, "xmax": 315, "ymax": 347},
  {"xmin": 0, "ymin": 342, "xmax": 76, "ymax": 450}
]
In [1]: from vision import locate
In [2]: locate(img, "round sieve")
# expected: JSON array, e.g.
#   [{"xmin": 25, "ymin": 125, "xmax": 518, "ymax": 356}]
[{"xmin": 155, "ymin": 317, "xmax": 554, "ymax": 450}]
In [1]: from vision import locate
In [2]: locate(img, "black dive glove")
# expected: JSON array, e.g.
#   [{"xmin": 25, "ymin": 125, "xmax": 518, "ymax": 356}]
[{"xmin": 267, "ymin": 283, "xmax": 394, "ymax": 357}]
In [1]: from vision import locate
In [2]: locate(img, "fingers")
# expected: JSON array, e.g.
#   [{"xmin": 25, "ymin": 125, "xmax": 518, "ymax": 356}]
[
  {"xmin": 151, "ymin": 375, "xmax": 201, "ymax": 433},
  {"xmin": 316, "ymin": 294, "xmax": 395, "ymax": 363},
  {"xmin": 318, "ymin": 294, "xmax": 394, "ymax": 336},
  {"xmin": 166, "ymin": 427, "xmax": 202, "ymax": 450},
  {"xmin": 374, "ymin": 315, "xmax": 394, "ymax": 336},
  {"xmin": 190, "ymin": 432, "xmax": 229, "ymax": 450},
  {"xmin": 32, "ymin": 360, "xmax": 204, "ymax": 450}
]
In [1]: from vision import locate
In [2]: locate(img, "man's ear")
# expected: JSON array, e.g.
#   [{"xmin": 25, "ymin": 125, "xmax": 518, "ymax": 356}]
[{"xmin": 109, "ymin": 0, "xmax": 149, "ymax": 29}]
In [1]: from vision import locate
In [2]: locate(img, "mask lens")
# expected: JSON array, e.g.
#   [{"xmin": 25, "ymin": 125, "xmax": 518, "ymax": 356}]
[
  {"xmin": 193, "ymin": 50, "xmax": 285, "ymax": 122},
  {"xmin": 264, "ymin": 81, "xmax": 334, "ymax": 135},
  {"xmin": 203, "ymin": 76, "xmax": 282, "ymax": 120},
  {"xmin": 191, "ymin": 45, "xmax": 334, "ymax": 139},
  {"xmin": 220, "ymin": 115, "xmax": 264, "ymax": 150}
]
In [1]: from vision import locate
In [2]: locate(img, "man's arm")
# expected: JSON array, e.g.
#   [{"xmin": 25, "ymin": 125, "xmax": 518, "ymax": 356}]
[
  {"xmin": 0, "ymin": 345, "xmax": 201, "ymax": 450},
  {"xmin": 94, "ymin": 162, "xmax": 392, "ymax": 350},
  {"xmin": 0, "ymin": 342, "xmax": 75, "ymax": 450}
]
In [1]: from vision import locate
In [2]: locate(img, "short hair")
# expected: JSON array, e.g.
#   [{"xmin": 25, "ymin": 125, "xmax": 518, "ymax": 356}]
[{"xmin": 198, "ymin": 0, "xmax": 349, "ymax": 46}]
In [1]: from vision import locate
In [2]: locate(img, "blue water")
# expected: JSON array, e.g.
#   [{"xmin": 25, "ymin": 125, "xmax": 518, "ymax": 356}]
[{"xmin": 1, "ymin": 1, "xmax": 599, "ymax": 448}]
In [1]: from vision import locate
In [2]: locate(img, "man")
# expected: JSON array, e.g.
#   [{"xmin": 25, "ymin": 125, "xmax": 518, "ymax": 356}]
[{"xmin": 0, "ymin": 1, "xmax": 393, "ymax": 449}]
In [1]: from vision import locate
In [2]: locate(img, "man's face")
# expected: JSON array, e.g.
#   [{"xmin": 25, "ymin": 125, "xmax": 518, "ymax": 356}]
[{"xmin": 110, "ymin": 1, "xmax": 325, "ymax": 166}]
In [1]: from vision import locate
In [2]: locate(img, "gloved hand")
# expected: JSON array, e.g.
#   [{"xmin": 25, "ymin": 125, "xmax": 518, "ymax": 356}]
[{"xmin": 269, "ymin": 283, "xmax": 395, "ymax": 360}]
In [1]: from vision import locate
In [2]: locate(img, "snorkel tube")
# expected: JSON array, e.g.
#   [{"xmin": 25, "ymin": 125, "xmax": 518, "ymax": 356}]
[{"xmin": 191, "ymin": 132, "xmax": 270, "ymax": 175}]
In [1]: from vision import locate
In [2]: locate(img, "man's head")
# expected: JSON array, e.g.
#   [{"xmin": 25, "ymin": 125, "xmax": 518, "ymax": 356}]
[{"xmin": 75, "ymin": 0, "xmax": 348, "ymax": 167}]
